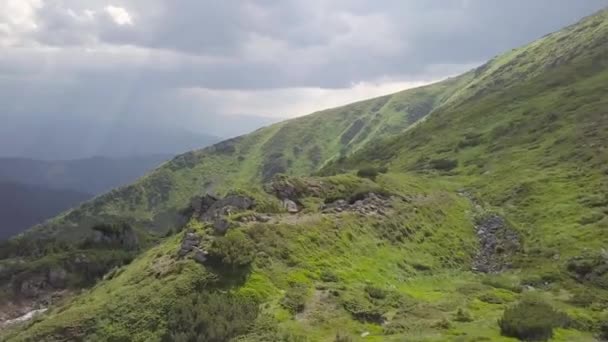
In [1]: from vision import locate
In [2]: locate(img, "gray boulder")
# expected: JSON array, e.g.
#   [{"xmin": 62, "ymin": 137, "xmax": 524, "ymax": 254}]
[{"xmin": 283, "ymin": 199, "xmax": 300, "ymax": 213}]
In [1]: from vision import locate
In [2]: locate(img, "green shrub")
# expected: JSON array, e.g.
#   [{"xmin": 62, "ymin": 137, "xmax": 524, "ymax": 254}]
[
  {"xmin": 320, "ymin": 270, "xmax": 340, "ymax": 282},
  {"xmin": 454, "ymin": 308, "xmax": 474, "ymax": 322},
  {"xmin": 281, "ymin": 284, "xmax": 309, "ymax": 314},
  {"xmin": 342, "ymin": 297, "xmax": 385, "ymax": 324},
  {"xmin": 357, "ymin": 167, "xmax": 380, "ymax": 180},
  {"xmin": 208, "ymin": 230, "xmax": 256, "ymax": 268},
  {"xmin": 428, "ymin": 158, "xmax": 458, "ymax": 171},
  {"xmin": 498, "ymin": 296, "xmax": 570, "ymax": 341},
  {"xmin": 162, "ymin": 292, "xmax": 259, "ymax": 342},
  {"xmin": 365, "ymin": 285, "xmax": 388, "ymax": 300}
]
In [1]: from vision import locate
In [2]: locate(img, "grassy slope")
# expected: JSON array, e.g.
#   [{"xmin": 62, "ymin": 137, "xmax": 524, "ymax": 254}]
[
  {"xmin": 337, "ymin": 8, "xmax": 608, "ymax": 265},
  {"xmin": 3, "ymin": 8, "xmax": 608, "ymax": 342}
]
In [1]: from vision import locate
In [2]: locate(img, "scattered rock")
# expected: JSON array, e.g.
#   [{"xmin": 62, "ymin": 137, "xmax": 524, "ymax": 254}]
[
  {"xmin": 19, "ymin": 275, "xmax": 48, "ymax": 298},
  {"xmin": 472, "ymin": 214, "xmax": 520, "ymax": 273},
  {"xmin": 234, "ymin": 213, "xmax": 271, "ymax": 223},
  {"xmin": 321, "ymin": 193, "xmax": 392, "ymax": 216}
]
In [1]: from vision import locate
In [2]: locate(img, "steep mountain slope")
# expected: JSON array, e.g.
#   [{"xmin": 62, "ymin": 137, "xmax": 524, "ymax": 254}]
[
  {"xmin": 2, "ymin": 9, "xmax": 608, "ymax": 342},
  {"xmin": 17, "ymin": 72, "xmax": 472, "ymax": 242},
  {"xmin": 331, "ymin": 8, "xmax": 608, "ymax": 264},
  {"xmin": 0, "ymin": 155, "xmax": 171, "ymax": 195},
  {"xmin": 0, "ymin": 182, "xmax": 91, "ymax": 240}
]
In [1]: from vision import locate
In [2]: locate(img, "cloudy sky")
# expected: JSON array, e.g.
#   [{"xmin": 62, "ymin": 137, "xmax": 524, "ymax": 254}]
[{"xmin": 2, "ymin": 0, "xmax": 607, "ymax": 140}]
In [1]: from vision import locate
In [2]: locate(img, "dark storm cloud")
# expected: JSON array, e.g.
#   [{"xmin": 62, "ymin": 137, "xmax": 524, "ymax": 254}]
[
  {"xmin": 0, "ymin": 0, "xmax": 607, "ymax": 141},
  {"xmin": 12, "ymin": 0, "xmax": 606, "ymax": 89}
]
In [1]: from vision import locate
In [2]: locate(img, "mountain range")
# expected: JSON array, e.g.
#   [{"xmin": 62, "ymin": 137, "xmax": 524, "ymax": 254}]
[
  {"xmin": 1, "ymin": 9, "xmax": 608, "ymax": 342},
  {"xmin": 0, "ymin": 155, "xmax": 172, "ymax": 240}
]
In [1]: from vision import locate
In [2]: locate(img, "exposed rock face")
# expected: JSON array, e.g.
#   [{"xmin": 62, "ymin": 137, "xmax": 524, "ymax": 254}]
[
  {"xmin": 19, "ymin": 275, "xmax": 48, "ymax": 298},
  {"xmin": 177, "ymin": 231, "xmax": 208, "ymax": 264},
  {"xmin": 178, "ymin": 231, "xmax": 202, "ymax": 257},
  {"xmin": 189, "ymin": 193, "xmax": 255, "ymax": 234},
  {"xmin": 47, "ymin": 268, "xmax": 68, "ymax": 288},
  {"xmin": 472, "ymin": 214, "xmax": 520, "ymax": 273},
  {"xmin": 322, "ymin": 193, "xmax": 392, "ymax": 216},
  {"xmin": 212, "ymin": 218, "xmax": 231, "ymax": 235},
  {"xmin": 283, "ymin": 199, "xmax": 300, "ymax": 214},
  {"xmin": 266, "ymin": 176, "xmax": 323, "ymax": 201}
]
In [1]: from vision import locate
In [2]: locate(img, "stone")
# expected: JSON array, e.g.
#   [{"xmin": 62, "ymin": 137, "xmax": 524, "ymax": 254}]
[
  {"xmin": 213, "ymin": 218, "xmax": 231, "ymax": 235},
  {"xmin": 19, "ymin": 275, "xmax": 47, "ymax": 298},
  {"xmin": 192, "ymin": 247, "xmax": 208, "ymax": 264},
  {"xmin": 283, "ymin": 199, "xmax": 299, "ymax": 213},
  {"xmin": 178, "ymin": 231, "xmax": 202, "ymax": 257},
  {"xmin": 47, "ymin": 267, "xmax": 68, "ymax": 288}
]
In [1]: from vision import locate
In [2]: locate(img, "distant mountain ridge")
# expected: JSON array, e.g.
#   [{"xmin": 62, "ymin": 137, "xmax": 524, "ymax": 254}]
[
  {"xmin": 0, "ymin": 117, "xmax": 221, "ymax": 160},
  {"xmin": 0, "ymin": 182, "xmax": 90, "ymax": 240},
  {"xmin": 0, "ymin": 155, "xmax": 171, "ymax": 195}
]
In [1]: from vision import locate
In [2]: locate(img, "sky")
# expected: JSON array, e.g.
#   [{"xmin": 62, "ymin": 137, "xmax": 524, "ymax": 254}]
[{"xmin": 1, "ymin": 0, "xmax": 607, "ymax": 142}]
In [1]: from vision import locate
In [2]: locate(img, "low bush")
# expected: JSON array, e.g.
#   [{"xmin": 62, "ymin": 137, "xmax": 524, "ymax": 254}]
[
  {"xmin": 365, "ymin": 285, "xmax": 388, "ymax": 300},
  {"xmin": 162, "ymin": 292, "xmax": 259, "ymax": 342},
  {"xmin": 428, "ymin": 158, "xmax": 458, "ymax": 171},
  {"xmin": 342, "ymin": 297, "xmax": 385, "ymax": 324},
  {"xmin": 498, "ymin": 296, "xmax": 570, "ymax": 341},
  {"xmin": 454, "ymin": 308, "xmax": 474, "ymax": 322},
  {"xmin": 356, "ymin": 167, "xmax": 380, "ymax": 180},
  {"xmin": 281, "ymin": 284, "xmax": 309, "ymax": 314},
  {"xmin": 208, "ymin": 230, "xmax": 256, "ymax": 269},
  {"xmin": 320, "ymin": 270, "xmax": 340, "ymax": 282}
]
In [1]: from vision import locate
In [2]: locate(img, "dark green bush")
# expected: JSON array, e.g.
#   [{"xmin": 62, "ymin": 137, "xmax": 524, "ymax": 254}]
[
  {"xmin": 428, "ymin": 158, "xmax": 458, "ymax": 171},
  {"xmin": 365, "ymin": 285, "xmax": 388, "ymax": 300},
  {"xmin": 599, "ymin": 320, "xmax": 608, "ymax": 340},
  {"xmin": 498, "ymin": 296, "xmax": 570, "ymax": 341},
  {"xmin": 454, "ymin": 308, "xmax": 474, "ymax": 322},
  {"xmin": 357, "ymin": 167, "xmax": 380, "ymax": 180},
  {"xmin": 342, "ymin": 297, "xmax": 385, "ymax": 324},
  {"xmin": 162, "ymin": 292, "xmax": 259, "ymax": 342},
  {"xmin": 320, "ymin": 270, "xmax": 340, "ymax": 282},
  {"xmin": 208, "ymin": 230, "xmax": 256, "ymax": 269}
]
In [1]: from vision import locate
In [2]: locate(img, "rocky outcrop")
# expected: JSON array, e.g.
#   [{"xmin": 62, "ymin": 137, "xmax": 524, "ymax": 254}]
[
  {"xmin": 177, "ymin": 231, "xmax": 208, "ymax": 264},
  {"xmin": 322, "ymin": 193, "xmax": 392, "ymax": 216},
  {"xmin": 265, "ymin": 176, "xmax": 324, "ymax": 201},
  {"xmin": 472, "ymin": 214, "xmax": 520, "ymax": 273},
  {"xmin": 189, "ymin": 193, "xmax": 255, "ymax": 234}
]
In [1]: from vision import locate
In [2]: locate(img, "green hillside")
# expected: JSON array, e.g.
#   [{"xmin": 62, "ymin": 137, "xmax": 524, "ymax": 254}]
[{"xmin": 2, "ymin": 8, "xmax": 608, "ymax": 342}]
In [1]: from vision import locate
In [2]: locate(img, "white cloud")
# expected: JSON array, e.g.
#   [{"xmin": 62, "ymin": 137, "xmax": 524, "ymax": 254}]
[
  {"xmin": 181, "ymin": 78, "xmax": 442, "ymax": 119},
  {"xmin": 104, "ymin": 5, "xmax": 133, "ymax": 26},
  {"xmin": 0, "ymin": 0, "xmax": 42, "ymax": 46}
]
